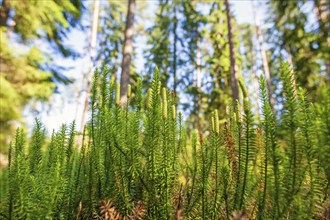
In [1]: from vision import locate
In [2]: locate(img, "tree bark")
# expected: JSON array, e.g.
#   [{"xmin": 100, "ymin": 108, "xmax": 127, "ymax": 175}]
[
  {"xmin": 195, "ymin": 36, "xmax": 202, "ymax": 131},
  {"xmin": 225, "ymin": 0, "xmax": 239, "ymax": 105},
  {"xmin": 250, "ymin": 39, "xmax": 260, "ymax": 119},
  {"xmin": 252, "ymin": 2, "xmax": 275, "ymax": 108},
  {"xmin": 0, "ymin": 0, "xmax": 9, "ymax": 27},
  {"xmin": 120, "ymin": 0, "xmax": 136, "ymax": 104},
  {"xmin": 314, "ymin": 0, "xmax": 330, "ymax": 79},
  {"xmin": 80, "ymin": 0, "xmax": 100, "ymax": 134},
  {"xmin": 173, "ymin": 4, "xmax": 178, "ymax": 94}
]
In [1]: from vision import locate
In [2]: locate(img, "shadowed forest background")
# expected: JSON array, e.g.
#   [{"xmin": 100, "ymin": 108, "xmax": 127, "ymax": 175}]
[{"xmin": 0, "ymin": 0, "xmax": 329, "ymax": 219}]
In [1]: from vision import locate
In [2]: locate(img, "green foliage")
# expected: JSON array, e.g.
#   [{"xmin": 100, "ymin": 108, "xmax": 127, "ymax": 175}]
[
  {"xmin": 0, "ymin": 63, "xmax": 328, "ymax": 219},
  {"xmin": 265, "ymin": 0, "xmax": 329, "ymax": 101},
  {"xmin": 144, "ymin": 0, "xmax": 176, "ymax": 85},
  {"xmin": 259, "ymin": 75, "xmax": 281, "ymax": 219},
  {"xmin": 97, "ymin": 1, "xmax": 125, "ymax": 72},
  {"xmin": 0, "ymin": 29, "xmax": 55, "ymax": 150},
  {"xmin": 1, "ymin": 0, "xmax": 82, "ymax": 54},
  {"xmin": 0, "ymin": 0, "xmax": 83, "ymax": 148},
  {"xmin": 144, "ymin": 0, "xmax": 244, "ymax": 131},
  {"xmin": 200, "ymin": 0, "xmax": 243, "ymax": 122}
]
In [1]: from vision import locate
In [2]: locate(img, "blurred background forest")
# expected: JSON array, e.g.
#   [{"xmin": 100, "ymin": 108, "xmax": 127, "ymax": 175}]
[{"xmin": 0, "ymin": 0, "xmax": 329, "ymax": 152}]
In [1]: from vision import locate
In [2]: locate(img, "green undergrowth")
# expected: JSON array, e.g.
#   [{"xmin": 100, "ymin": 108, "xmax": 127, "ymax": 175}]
[{"xmin": 0, "ymin": 63, "xmax": 329, "ymax": 219}]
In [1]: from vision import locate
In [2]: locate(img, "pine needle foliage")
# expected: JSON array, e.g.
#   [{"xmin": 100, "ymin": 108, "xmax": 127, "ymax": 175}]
[{"xmin": 0, "ymin": 62, "xmax": 328, "ymax": 219}]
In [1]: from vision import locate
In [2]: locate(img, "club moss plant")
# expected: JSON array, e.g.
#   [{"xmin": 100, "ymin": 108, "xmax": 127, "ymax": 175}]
[{"xmin": 0, "ymin": 63, "xmax": 329, "ymax": 219}]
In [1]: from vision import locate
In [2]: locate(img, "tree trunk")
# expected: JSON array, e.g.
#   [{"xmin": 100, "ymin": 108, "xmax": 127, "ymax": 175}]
[
  {"xmin": 80, "ymin": 0, "xmax": 100, "ymax": 134},
  {"xmin": 250, "ymin": 40, "xmax": 260, "ymax": 119},
  {"xmin": 120, "ymin": 0, "xmax": 136, "ymax": 104},
  {"xmin": 314, "ymin": 0, "xmax": 330, "ymax": 79},
  {"xmin": 225, "ymin": 0, "xmax": 239, "ymax": 105},
  {"xmin": 0, "ymin": 0, "xmax": 9, "ymax": 27},
  {"xmin": 195, "ymin": 36, "xmax": 202, "ymax": 131},
  {"xmin": 285, "ymin": 45, "xmax": 294, "ymax": 67},
  {"xmin": 252, "ymin": 2, "xmax": 275, "ymax": 108},
  {"xmin": 196, "ymin": 39, "xmax": 202, "ymax": 105},
  {"xmin": 173, "ymin": 4, "xmax": 178, "ymax": 94}
]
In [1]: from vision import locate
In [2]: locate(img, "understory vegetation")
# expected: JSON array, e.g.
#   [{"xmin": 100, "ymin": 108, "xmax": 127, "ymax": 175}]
[{"xmin": 0, "ymin": 63, "xmax": 329, "ymax": 220}]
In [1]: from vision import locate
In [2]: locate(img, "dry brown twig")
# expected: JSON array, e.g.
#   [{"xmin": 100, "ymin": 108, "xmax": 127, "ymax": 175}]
[
  {"xmin": 230, "ymin": 210, "xmax": 248, "ymax": 220},
  {"xmin": 100, "ymin": 200, "xmax": 122, "ymax": 220},
  {"xmin": 99, "ymin": 200, "xmax": 145, "ymax": 220},
  {"xmin": 174, "ymin": 184, "xmax": 184, "ymax": 220}
]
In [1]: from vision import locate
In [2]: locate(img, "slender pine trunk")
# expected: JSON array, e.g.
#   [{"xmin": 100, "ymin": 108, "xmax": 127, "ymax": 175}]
[
  {"xmin": 0, "ymin": 0, "xmax": 9, "ymax": 27},
  {"xmin": 80, "ymin": 0, "xmax": 100, "ymax": 134},
  {"xmin": 173, "ymin": 5, "xmax": 178, "ymax": 94},
  {"xmin": 120, "ymin": 0, "xmax": 136, "ymax": 104},
  {"xmin": 249, "ymin": 38, "xmax": 260, "ymax": 119},
  {"xmin": 194, "ymin": 36, "xmax": 202, "ymax": 131},
  {"xmin": 225, "ymin": 0, "xmax": 239, "ymax": 105},
  {"xmin": 314, "ymin": 0, "xmax": 330, "ymax": 79},
  {"xmin": 252, "ymin": 2, "xmax": 275, "ymax": 108}
]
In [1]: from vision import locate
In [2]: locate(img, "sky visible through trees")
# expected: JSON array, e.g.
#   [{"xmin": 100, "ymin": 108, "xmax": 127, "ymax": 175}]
[
  {"xmin": 1, "ymin": 0, "xmax": 327, "ymax": 146},
  {"xmin": 23, "ymin": 1, "xmax": 269, "ymax": 133}
]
